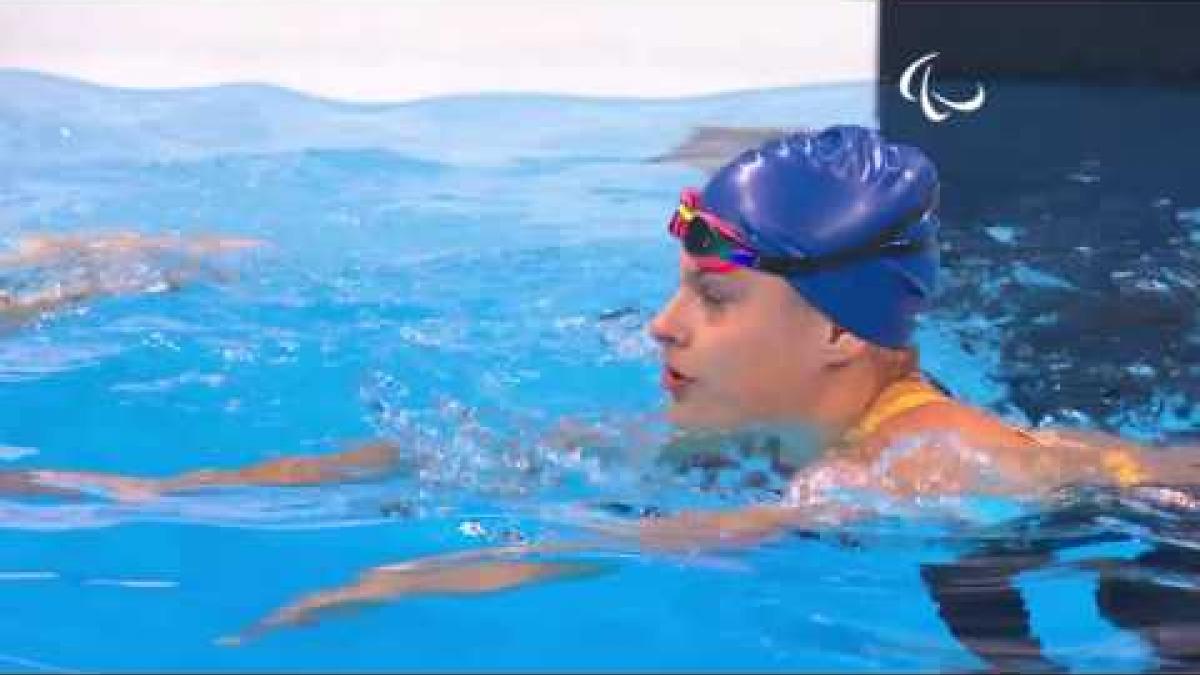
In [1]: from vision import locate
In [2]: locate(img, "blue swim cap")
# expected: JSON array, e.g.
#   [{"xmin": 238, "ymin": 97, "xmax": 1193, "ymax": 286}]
[{"xmin": 700, "ymin": 125, "xmax": 941, "ymax": 348}]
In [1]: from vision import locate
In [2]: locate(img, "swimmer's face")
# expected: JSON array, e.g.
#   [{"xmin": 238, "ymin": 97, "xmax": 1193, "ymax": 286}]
[{"xmin": 648, "ymin": 255, "xmax": 838, "ymax": 430}]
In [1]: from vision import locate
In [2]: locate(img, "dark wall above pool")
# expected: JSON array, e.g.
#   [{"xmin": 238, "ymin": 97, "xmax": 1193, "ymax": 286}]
[
  {"xmin": 879, "ymin": 0, "xmax": 1200, "ymax": 85},
  {"xmin": 877, "ymin": 0, "xmax": 1200, "ymax": 216},
  {"xmin": 877, "ymin": 1, "xmax": 1200, "ymax": 438}
]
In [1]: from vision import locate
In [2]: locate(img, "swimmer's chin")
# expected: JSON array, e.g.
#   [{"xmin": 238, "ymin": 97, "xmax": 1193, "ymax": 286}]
[
  {"xmin": 664, "ymin": 402, "xmax": 748, "ymax": 433},
  {"xmin": 666, "ymin": 402, "xmax": 820, "ymax": 440},
  {"xmin": 664, "ymin": 401, "xmax": 701, "ymax": 428}
]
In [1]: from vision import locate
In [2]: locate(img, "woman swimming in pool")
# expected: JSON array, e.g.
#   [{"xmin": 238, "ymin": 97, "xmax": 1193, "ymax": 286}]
[{"xmin": 3, "ymin": 126, "xmax": 1196, "ymax": 639}]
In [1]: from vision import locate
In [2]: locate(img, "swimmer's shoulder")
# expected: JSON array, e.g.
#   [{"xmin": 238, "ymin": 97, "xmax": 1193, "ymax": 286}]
[{"xmin": 867, "ymin": 398, "xmax": 1039, "ymax": 451}]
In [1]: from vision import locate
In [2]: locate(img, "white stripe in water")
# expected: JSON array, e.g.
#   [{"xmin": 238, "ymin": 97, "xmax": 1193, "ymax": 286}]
[
  {"xmin": 0, "ymin": 652, "xmax": 80, "ymax": 674},
  {"xmin": 84, "ymin": 578, "xmax": 179, "ymax": 589},
  {"xmin": 0, "ymin": 571, "xmax": 59, "ymax": 581},
  {"xmin": 0, "ymin": 444, "xmax": 38, "ymax": 461}
]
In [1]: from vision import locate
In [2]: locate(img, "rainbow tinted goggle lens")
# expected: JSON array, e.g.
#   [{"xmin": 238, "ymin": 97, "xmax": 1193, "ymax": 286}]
[
  {"xmin": 667, "ymin": 189, "xmax": 755, "ymax": 273},
  {"xmin": 667, "ymin": 187, "xmax": 933, "ymax": 276}
]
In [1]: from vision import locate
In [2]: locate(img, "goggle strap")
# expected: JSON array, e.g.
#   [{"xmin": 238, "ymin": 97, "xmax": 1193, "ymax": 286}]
[
  {"xmin": 757, "ymin": 238, "xmax": 930, "ymax": 276},
  {"xmin": 757, "ymin": 208, "xmax": 933, "ymax": 276}
]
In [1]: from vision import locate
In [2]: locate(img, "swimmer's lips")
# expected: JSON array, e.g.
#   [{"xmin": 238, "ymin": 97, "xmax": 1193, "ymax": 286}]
[{"xmin": 660, "ymin": 364, "xmax": 695, "ymax": 398}]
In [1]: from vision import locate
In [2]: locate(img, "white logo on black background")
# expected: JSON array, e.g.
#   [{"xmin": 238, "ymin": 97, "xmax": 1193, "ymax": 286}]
[{"xmin": 899, "ymin": 52, "xmax": 986, "ymax": 123}]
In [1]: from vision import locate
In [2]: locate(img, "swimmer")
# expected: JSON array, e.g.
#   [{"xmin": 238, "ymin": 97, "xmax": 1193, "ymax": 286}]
[
  {"xmin": 214, "ymin": 126, "xmax": 1198, "ymax": 642},
  {"xmin": 3, "ymin": 128, "xmax": 1196, "ymax": 641},
  {"xmin": 0, "ymin": 230, "xmax": 265, "ymax": 325}
]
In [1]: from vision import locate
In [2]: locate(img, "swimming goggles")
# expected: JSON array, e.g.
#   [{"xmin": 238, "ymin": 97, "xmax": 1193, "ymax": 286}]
[{"xmin": 667, "ymin": 187, "xmax": 932, "ymax": 276}]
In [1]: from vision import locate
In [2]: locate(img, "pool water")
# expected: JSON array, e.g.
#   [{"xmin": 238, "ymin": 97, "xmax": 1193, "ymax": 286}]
[{"xmin": 0, "ymin": 70, "xmax": 1197, "ymax": 672}]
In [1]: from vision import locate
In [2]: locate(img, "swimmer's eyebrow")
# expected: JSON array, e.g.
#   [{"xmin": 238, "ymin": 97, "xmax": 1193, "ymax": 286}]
[{"xmin": 683, "ymin": 268, "xmax": 741, "ymax": 289}]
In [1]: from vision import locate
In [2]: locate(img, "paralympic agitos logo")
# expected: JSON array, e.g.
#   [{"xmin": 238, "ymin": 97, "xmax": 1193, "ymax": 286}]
[{"xmin": 898, "ymin": 52, "xmax": 986, "ymax": 123}]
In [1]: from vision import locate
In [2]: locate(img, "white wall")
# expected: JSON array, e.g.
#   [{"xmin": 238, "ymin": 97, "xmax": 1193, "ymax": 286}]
[{"xmin": 0, "ymin": 0, "xmax": 877, "ymax": 102}]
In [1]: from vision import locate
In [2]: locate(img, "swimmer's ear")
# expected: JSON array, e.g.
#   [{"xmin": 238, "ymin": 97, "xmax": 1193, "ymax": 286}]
[{"xmin": 822, "ymin": 323, "xmax": 869, "ymax": 367}]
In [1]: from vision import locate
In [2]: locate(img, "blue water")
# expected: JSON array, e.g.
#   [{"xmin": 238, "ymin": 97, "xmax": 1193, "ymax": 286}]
[{"xmin": 0, "ymin": 70, "xmax": 1198, "ymax": 672}]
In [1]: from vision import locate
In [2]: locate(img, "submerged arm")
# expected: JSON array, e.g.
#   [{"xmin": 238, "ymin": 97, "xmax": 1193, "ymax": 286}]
[
  {"xmin": 215, "ymin": 421, "xmax": 1199, "ymax": 644},
  {"xmin": 219, "ymin": 543, "xmax": 610, "ymax": 646},
  {"xmin": 220, "ymin": 495, "xmax": 861, "ymax": 645}
]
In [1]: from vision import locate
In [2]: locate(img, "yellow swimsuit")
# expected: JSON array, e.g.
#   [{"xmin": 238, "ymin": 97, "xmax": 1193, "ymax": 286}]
[
  {"xmin": 840, "ymin": 373, "xmax": 1148, "ymax": 487},
  {"xmin": 841, "ymin": 373, "xmax": 950, "ymax": 446}
]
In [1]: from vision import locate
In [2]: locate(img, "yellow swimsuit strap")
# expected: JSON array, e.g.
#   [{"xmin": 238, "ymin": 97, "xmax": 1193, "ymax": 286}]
[{"xmin": 843, "ymin": 374, "xmax": 950, "ymax": 445}]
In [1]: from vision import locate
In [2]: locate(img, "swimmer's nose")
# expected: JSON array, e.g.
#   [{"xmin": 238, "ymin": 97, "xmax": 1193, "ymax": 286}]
[{"xmin": 648, "ymin": 292, "xmax": 689, "ymax": 349}]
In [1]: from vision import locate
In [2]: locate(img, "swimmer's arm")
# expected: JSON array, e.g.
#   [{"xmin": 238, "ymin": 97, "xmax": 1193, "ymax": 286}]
[
  {"xmin": 0, "ymin": 233, "xmax": 266, "ymax": 323},
  {"xmin": 169, "ymin": 410, "xmax": 662, "ymax": 493},
  {"xmin": 860, "ymin": 402, "xmax": 1193, "ymax": 494},
  {"xmin": 1020, "ymin": 430, "xmax": 1200, "ymax": 488},
  {"xmin": 1, "ymin": 232, "xmax": 266, "ymax": 268},
  {"xmin": 20, "ymin": 441, "xmax": 406, "ymax": 501},
  {"xmin": 219, "ymin": 502, "xmax": 854, "ymax": 645},
  {"xmin": 1139, "ymin": 443, "xmax": 1200, "ymax": 485},
  {"xmin": 0, "ymin": 278, "xmax": 107, "ymax": 321},
  {"xmin": 167, "ymin": 412, "xmax": 643, "ymax": 497},
  {"xmin": 220, "ymin": 500, "xmax": 861, "ymax": 644},
  {"xmin": 0, "ymin": 471, "xmax": 94, "ymax": 499},
  {"xmin": 878, "ymin": 418, "xmax": 1200, "ymax": 493},
  {"xmin": 11, "ymin": 413, "xmax": 628, "ymax": 501},
  {"xmin": 217, "ymin": 474, "xmax": 867, "ymax": 644},
  {"xmin": 220, "ymin": 544, "xmax": 608, "ymax": 646},
  {"xmin": 158, "ymin": 441, "xmax": 404, "ymax": 491},
  {"xmin": 581, "ymin": 501, "xmax": 858, "ymax": 552},
  {"xmin": 0, "ymin": 234, "xmax": 74, "ymax": 266}
]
